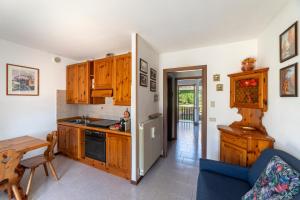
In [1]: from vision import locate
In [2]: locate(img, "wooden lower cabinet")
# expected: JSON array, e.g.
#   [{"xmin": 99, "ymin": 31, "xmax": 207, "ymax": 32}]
[
  {"xmin": 57, "ymin": 125, "xmax": 80, "ymax": 160},
  {"xmin": 219, "ymin": 125, "xmax": 274, "ymax": 167},
  {"xmin": 221, "ymin": 141, "xmax": 247, "ymax": 167},
  {"xmin": 106, "ymin": 133, "xmax": 131, "ymax": 180}
]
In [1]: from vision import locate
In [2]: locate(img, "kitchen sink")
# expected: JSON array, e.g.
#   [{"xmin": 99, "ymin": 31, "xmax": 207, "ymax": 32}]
[{"xmin": 66, "ymin": 119, "xmax": 90, "ymax": 124}]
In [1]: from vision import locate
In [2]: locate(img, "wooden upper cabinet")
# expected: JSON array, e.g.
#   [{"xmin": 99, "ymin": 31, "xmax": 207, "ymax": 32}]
[
  {"xmin": 66, "ymin": 64, "xmax": 78, "ymax": 104},
  {"xmin": 113, "ymin": 53, "xmax": 131, "ymax": 106},
  {"xmin": 94, "ymin": 57, "xmax": 114, "ymax": 90},
  {"xmin": 66, "ymin": 62, "xmax": 90, "ymax": 104},
  {"xmin": 228, "ymin": 68, "xmax": 269, "ymax": 112},
  {"xmin": 77, "ymin": 62, "xmax": 90, "ymax": 104}
]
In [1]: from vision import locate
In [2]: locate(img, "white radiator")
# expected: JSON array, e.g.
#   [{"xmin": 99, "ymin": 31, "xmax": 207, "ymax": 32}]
[{"xmin": 139, "ymin": 116, "xmax": 163, "ymax": 176}]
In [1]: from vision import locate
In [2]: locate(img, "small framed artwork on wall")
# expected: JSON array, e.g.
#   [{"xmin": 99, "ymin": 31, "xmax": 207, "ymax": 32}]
[
  {"xmin": 140, "ymin": 58, "xmax": 148, "ymax": 74},
  {"xmin": 150, "ymin": 68, "xmax": 157, "ymax": 80},
  {"xmin": 280, "ymin": 21, "xmax": 298, "ymax": 63},
  {"xmin": 6, "ymin": 64, "xmax": 39, "ymax": 96},
  {"xmin": 140, "ymin": 73, "xmax": 148, "ymax": 87},
  {"xmin": 150, "ymin": 80, "xmax": 156, "ymax": 92},
  {"xmin": 280, "ymin": 63, "xmax": 298, "ymax": 97}
]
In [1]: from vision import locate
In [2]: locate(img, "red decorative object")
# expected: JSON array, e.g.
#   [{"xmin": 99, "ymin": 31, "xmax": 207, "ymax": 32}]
[{"xmin": 239, "ymin": 79, "xmax": 258, "ymax": 88}]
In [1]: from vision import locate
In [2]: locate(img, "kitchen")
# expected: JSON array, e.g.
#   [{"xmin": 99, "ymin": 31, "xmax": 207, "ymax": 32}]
[{"xmin": 56, "ymin": 52, "xmax": 132, "ymax": 180}]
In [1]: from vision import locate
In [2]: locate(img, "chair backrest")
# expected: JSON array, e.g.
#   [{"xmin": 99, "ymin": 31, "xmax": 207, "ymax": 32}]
[
  {"xmin": 0, "ymin": 149, "xmax": 22, "ymax": 183},
  {"xmin": 44, "ymin": 131, "xmax": 58, "ymax": 161},
  {"xmin": 248, "ymin": 148, "xmax": 300, "ymax": 186}
]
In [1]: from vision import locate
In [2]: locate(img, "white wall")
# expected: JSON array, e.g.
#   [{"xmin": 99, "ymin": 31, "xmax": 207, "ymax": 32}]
[
  {"xmin": 0, "ymin": 39, "xmax": 75, "ymax": 156},
  {"xmin": 137, "ymin": 37, "xmax": 160, "ymax": 123},
  {"xmin": 159, "ymin": 39, "xmax": 257, "ymax": 160},
  {"xmin": 130, "ymin": 33, "xmax": 138, "ymax": 181},
  {"xmin": 257, "ymin": 0, "xmax": 300, "ymax": 159},
  {"xmin": 130, "ymin": 34, "xmax": 160, "ymax": 181}
]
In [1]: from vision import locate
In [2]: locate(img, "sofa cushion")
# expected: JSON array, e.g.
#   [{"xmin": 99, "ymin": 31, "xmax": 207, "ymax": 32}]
[
  {"xmin": 243, "ymin": 156, "xmax": 300, "ymax": 200},
  {"xmin": 249, "ymin": 149, "xmax": 300, "ymax": 186},
  {"xmin": 197, "ymin": 170, "xmax": 250, "ymax": 200}
]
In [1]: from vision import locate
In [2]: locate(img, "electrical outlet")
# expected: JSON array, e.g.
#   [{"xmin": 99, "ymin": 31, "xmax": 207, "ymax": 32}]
[{"xmin": 210, "ymin": 101, "xmax": 215, "ymax": 108}]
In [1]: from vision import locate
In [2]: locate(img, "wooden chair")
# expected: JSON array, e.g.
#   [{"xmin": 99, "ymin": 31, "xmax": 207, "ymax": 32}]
[
  {"xmin": 0, "ymin": 149, "xmax": 23, "ymax": 200},
  {"xmin": 21, "ymin": 132, "xmax": 59, "ymax": 196}
]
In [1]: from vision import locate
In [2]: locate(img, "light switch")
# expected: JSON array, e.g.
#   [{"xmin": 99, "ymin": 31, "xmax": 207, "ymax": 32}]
[
  {"xmin": 209, "ymin": 117, "xmax": 216, "ymax": 122},
  {"xmin": 210, "ymin": 101, "xmax": 215, "ymax": 108},
  {"xmin": 151, "ymin": 127, "xmax": 156, "ymax": 138}
]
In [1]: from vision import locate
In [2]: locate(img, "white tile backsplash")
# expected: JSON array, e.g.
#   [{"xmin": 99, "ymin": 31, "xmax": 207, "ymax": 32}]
[
  {"xmin": 57, "ymin": 90, "xmax": 130, "ymax": 120},
  {"xmin": 57, "ymin": 90, "xmax": 78, "ymax": 119}
]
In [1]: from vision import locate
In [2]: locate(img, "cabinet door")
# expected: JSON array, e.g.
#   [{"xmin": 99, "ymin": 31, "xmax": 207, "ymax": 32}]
[
  {"xmin": 113, "ymin": 53, "xmax": 131, "ymax": 106},
  {"xmin": 106, "ymin": 134, "xmax": 131, "ymax": 179},
  {"xmin": 77, "ymin": 62, "xmax": 89, "ymax": 104},
  {"xmin": 94, "ymin": 58, "xmax": 113, "ymax": 89},
  {"xmin": 66, "ymin": 64, "xmax": 78, "ymax": 104},
  {"xmin": 66, "ymin": 127, "xmax": 80, "ymax": 159},
  {"xmin": 57, "ymin": 125, "xmax": 67, "ymax": 153},
  {"xmin": 221, "ymin": 141, "xmax": 247, "ymax": 167}
]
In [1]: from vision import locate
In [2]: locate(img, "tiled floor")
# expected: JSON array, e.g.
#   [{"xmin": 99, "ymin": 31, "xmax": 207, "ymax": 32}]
[{"xmin": 0, "ymin": 122, "xmax": 200, "ymax": 200}]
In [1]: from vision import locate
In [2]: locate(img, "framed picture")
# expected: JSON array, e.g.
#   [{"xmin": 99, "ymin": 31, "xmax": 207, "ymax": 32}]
[
  {"xmin": 150, "ymin": 80, "xmax": 156, "ymax": 92},
  {"xmin": 6, "ymin": 64, "xmax": 39, "ymax": 96},
  {"xmin": 140, "ymin": 58, "xmax": 148, "ymax": 74},
  {"xmin": 280, "ymin": 63, "xmax": 298, "ymax": 97},
  {"xmin": 280, "ymin": 21, "xmax": 298, "ymax": 63},
  {"xmin": 213, "ymin": 74, "xmax": 220, "ymax": 81},
  {"xmin": 216, "ymin": 83, "xmax": 223, "ymax": 91},
  {"xmin": 150, "ymin": 68, "xmax": 157, "ymax": 80},
  {"xmin": 140, "ymin": 73, "xmax": 148, "ymax": 87}
]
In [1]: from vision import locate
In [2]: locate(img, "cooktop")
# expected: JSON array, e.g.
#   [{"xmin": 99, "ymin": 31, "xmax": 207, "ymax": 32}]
[{"xmin": 87, "ymin": 119, "xmax": 118, "ymax": 128}]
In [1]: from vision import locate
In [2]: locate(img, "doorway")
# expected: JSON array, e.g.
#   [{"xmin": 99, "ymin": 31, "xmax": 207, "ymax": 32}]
[{"xmin": 163, "ymin": 66, "xmax": 207, "ymax": 159}]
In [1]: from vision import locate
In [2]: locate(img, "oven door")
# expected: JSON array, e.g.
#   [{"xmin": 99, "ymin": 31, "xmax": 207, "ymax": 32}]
[{"xmin": 85, "ymin": 135, "xmax": 106, "ymax": 162}]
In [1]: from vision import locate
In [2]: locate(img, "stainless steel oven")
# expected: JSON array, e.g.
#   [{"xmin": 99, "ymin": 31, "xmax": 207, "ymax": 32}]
[{"xmin": 84, "ymin": 130, "xmax": 106, "ymax": 162}]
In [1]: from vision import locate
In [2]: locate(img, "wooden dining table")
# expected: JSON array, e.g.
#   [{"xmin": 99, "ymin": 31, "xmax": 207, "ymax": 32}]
[{"xmin": 0, "ymin": 135, "xmax": 49, "ymax": 199}]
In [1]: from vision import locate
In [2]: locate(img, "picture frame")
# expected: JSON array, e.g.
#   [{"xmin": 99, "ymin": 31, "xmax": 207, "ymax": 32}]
[
  {"xmin": 280, "ymin": 63, "xmax": 298, "ymax": 97},
  {"xmin": 213, "ymin": 74, "xmax": 220, "ymax": 81},
  {"xmin": 280, "ymin": 21, "xmax": 298, "ymax": 63},
  {"xmin": 140, "ymin": 73, "xmax": 148, "ymax": 87},
  {"xmin": 6, "ymin": 64, "xmax": 39, "ymax": 96},
  {"xmin": 150, "ymin": 68, "xmax": 157, "ymax": 80},
  {"xmin": 216, "ymin": 84, "xmax": 223, "ymax": 91},
  {"xmin": 140, "ymin": 58, "xmax": 148, "ymax": 74},
  {"xmin": 150, "ymin": 80, "xmax": 156, "ymax": 92}
]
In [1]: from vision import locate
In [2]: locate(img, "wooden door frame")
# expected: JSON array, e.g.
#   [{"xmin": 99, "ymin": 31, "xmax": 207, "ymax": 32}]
[{"xmin": 163, "ymin": 65, "xmax": 207, "ymax": 159}]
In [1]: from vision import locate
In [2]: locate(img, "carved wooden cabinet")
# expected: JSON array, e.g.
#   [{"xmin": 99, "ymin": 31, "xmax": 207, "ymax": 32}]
[
  {"xmin": 228, "ymin": 68, "xmax": 269, "ymax": 112},
  {"xmin": 219, "ymin": 125, "xmax": 274, "ymax": 167},
  {"xmin": 219, "ymin": 68, "xmax": 275, "ymax": 167}
]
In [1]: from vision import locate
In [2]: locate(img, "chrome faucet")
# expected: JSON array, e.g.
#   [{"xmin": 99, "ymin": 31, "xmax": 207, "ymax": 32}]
[{"xmin": 81, "ymin": 115, "xmax": 89, "ymax": 124}]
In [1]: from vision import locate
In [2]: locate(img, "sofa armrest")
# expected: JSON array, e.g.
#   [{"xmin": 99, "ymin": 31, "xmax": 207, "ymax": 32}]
[{"xmin": 200, "ymin": 159, "xmax": 249, "ymax": 182}]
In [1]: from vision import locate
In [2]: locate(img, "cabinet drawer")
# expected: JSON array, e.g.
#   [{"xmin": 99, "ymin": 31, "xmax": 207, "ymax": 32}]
[{"xmin": 221, "ymin": 132, "xmax": 247, "ymax": 149}]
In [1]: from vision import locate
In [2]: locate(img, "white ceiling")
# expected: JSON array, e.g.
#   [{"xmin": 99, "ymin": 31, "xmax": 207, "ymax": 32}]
[{"xmin": 0, "ymin": 0, "xmax": 288, "ymax": 60}]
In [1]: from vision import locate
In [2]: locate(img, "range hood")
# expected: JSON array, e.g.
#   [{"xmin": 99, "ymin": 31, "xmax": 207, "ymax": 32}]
[{"xmin": 91, "ymin": 89, "xmax": 113, "ymax": 97}]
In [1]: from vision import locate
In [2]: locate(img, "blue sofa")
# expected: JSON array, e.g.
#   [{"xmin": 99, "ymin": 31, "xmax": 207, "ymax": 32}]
[{"xmin": 197, "ymin": 149, "xmax": 300, "ymax": 200}]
